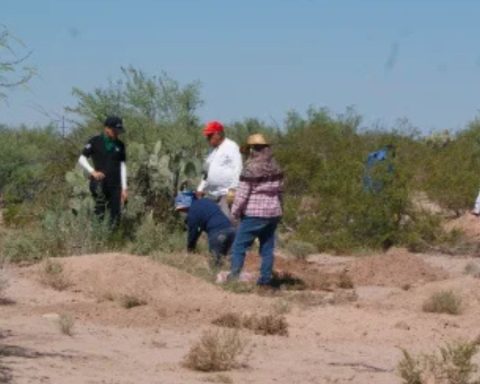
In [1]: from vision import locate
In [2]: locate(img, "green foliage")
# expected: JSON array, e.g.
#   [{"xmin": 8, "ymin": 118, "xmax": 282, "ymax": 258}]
[
  {"xmin": 0, "ymin": 26, "xmax": 36, "ymax": 100},
  {"xmin": 3, "ymin": 65, "xmax": 480, "ymax": 259},
  {"xmin": 423, "ymin": 121, "xmax": 480, "ymax": 214},
  {"xmin": 276, "ymin": 108, "xmax": 412, "ymax": 252},
  {"xmin": 2, "ymin": 229, "xmax": 43, "ymax": 262},
  {"xmin": 130, "ymin": 212, "xmax": 184, "ymax": 255},
  {"xmin": 285, "ymin": 240, "xmax": 318, "ymax": 260},
  {"xmin": 0, "ymin": 126, "xmax": 67, "ymax": 205}
]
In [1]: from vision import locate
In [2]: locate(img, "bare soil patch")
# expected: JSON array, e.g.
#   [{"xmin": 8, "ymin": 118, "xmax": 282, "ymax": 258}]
[
  {"xmin": 445, "ymin": 212, "xmax": 480, "ymax": 241},
  {"xmin": 20, "ymin": 253, "xmax": 269, "ymax": 328},
  {"xmin": 347, "ymin": 248, "xmax": 448, "ymax": 287}
]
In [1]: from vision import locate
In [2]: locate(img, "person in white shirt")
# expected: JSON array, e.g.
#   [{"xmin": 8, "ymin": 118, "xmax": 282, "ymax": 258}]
[{"xmin": 197, "ymin": 121, "xmax": 242, "ymax": 222}]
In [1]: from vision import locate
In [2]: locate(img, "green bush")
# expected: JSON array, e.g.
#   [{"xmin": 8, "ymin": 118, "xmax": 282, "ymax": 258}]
[
  {"xmin": 423, "ymin": 121, "xmax": 480, "ymax": 215},
  {"xmin": 2, "ymin": 230, "xmax": 43, "ymax": 262},
  {"xmin": 285, "ymin": 240, "xmax": 318, "ymax": 260},
  {"xmin": 131, "ymin": 212, "xmax": 184, "ymax": 255},
  {"xmin": 276, "ymin": 109, "xmax": 412, "ymax": 252}
]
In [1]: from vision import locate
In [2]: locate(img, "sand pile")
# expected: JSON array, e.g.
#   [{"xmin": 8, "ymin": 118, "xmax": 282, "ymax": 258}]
[
  {"xmin": 347, "ymin": 248, "xmax": 448, "ymax": 287},
  {"xmin": 31, "ymin": 253, "xmax": 266, "ymax": 327},
  {"xmin": 444, "ymin": 212, "xmax": 480, "ymax": 240}
]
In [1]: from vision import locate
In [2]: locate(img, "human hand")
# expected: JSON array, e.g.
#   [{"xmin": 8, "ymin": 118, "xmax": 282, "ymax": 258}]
[
  {"xmin": 91, "ymin": 171, "xmax": 105, "ymax": 181},
  {"xmin": 121, "ymin": 189, "xmax": 128, "ymax": 204}
]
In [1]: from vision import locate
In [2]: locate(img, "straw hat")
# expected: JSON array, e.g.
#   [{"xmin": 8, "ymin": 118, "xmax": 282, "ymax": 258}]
[{"xmin": 246, "ymin": 133, "xmax": 269, "ymax": 146}]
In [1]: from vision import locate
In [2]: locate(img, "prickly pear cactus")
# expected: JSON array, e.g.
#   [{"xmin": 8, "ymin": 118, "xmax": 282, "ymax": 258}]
[
  {"xmin": 64, "ymin": 138, "xmax": 201, "ymax": 222},
  {"xmin": 128, "ymin": 139, "xmax": 201, "ymax": 203}
]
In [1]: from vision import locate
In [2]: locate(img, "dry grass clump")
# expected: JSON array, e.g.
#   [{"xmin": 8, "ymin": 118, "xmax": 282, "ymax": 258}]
[
  {"xmin": 58, "ymin": 313, "xmax": 75, "ymax": 336},
  {"xmin": 118, "ymin": 294, "xmax": 146, "ymax": 309},
  {"xmin": 397, "ymin": 341, "xmax": 480, "ymax": 384},
  {"xmin": 336, "ymin": 270, "xmax": 354, "ymax": 289},
  {"xmin": 286, "ymin": 240, "xmax": 317, "ymax": 261},
  {"xmin": 184, "ymin": 329, "xmax": 247, "ymax": 372},
  {"xmin": 464, "ymin": 262, "xmax": 480, "ymax": 278},
  {"xmin": 422, "ymin": 290, "xmax": 462, "ymax": 315},
  {"xmin": 212, "ymin": 313, "xmax": 243, "ymax": 329},
  {"xmin": 243, "ymin": 313, "xmax": 289, "ymax": 336},
  {"xmin": 212, "ymin": 312, "xmax": 288, "ymax": 336},
  {"xmin": 0, "ymin": 268, "xmax": 9, "ymax": 297},
  {"xmin": 40, "ymin": 259, "xmax": 69, "ymax": 291}
]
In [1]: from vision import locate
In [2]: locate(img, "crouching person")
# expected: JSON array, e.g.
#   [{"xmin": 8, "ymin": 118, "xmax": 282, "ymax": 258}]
[
  {"xmin": 175, "ymin": 191, "xmax": 236, "ymax": 268},
  {"xmin": 229, "ymin": 134, "xmax": 284, "ymax": 287}
]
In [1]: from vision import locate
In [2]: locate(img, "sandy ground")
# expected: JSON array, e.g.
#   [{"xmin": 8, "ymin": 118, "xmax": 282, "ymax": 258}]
[{"xmin": 1, "ymin": 250, "xmax": 480, "ymax": 384}]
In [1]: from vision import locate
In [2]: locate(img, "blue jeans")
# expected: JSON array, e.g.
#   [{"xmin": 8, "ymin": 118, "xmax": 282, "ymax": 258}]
[
  {"xmin": 209, "ymin": 227, "xmax": 236, "ymax": 267},
  {"xmin": 230, "ymin": 216, "xmax": 280, "ymax": 285}
]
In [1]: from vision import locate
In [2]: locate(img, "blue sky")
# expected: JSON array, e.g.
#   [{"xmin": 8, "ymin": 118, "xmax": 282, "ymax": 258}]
[{"xmin": 2, "ymin": 0, "xmax": 480, "ymax": 133}]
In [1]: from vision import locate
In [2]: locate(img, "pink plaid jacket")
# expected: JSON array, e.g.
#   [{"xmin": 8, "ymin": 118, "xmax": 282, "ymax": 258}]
[{"xmin": 231, "ymin": 173, "xmax": 283, "ymax": 219}]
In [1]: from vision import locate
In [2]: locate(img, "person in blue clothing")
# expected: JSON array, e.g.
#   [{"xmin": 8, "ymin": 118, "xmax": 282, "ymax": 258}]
[
  {"xmin": 363, "ymin": 144, "xmax": 396, "ymax": 193},
  {"xmin": 175, "ymin": 191, "xmax": 236, "ymax": 268}
]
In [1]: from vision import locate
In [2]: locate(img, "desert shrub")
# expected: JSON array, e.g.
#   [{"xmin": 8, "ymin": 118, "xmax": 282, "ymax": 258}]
[
  {"xmin": 58, "ymin": 313, "xmax": 75, "ymax": 336},
  {"xmin": 398, "ymin": 350, "xmax": 423, "ymax": 384},
  {"xmin": 337, "ymin": 270, "xmax": 354, "ymax": 289},
  {"xmin": 131, "ymin": 212, "xmax": 184, "ymax": 255},
  {"xmin": 397, "ymin": 341, "xmax": 480, "ymax": 384},
  {"xmin": 212, "ymin": 313, "xmax": 243, "ymax": 329},
  {"xmin": 2, "ymin": 230, "xmax": 43, "ymax": 262},
  {"xmin": 464, "ymin": 262, "xmax": 480, "ymax": 277},
  {"xmin": 40, "ymin": 259, "xmax": 70, "ymax": 291},
  {"xmin": 422, "ymin": 290, "xmax": 462, "ymax": 315},
  {"xmin": 212, "ymin": 312, "xmax": 288, "ymax": 336},
  {"xmin": 40, "ymin": 207, "xmax": 114, "ymax": 257},
  {"xmin": 3, "ymin": 205, "xmax": 118, "ymax": 263},
  {"xmin": 242, "ymin": 313, "xmax": 288, "ymax": 336},
  {"xmin": 400, "ymin": 212, "xmax": 464, "ymax": 253},
  {"xmin": 276, "ymin": 108, "xmax": 412, "ymax": 252},
  {"xmin": 286, "ymin": 240, "xmax": 317, "ymax": 260},
  {"xmin": 423, "ymin": 122, "xmax": 480, "ymax": 215},
  {"xmin": 184, "ymin": 329, "xmax": 247, "ymax": 372},
  {"xmin": 118, "ymin": 294, "xmax": 146, "ymax": 309}
]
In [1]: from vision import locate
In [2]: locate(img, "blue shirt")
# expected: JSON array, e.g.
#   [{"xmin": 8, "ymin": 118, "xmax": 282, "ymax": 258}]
[{"xmin": 187, "ymin": 198, "xmax": 233, "ymax": 250}]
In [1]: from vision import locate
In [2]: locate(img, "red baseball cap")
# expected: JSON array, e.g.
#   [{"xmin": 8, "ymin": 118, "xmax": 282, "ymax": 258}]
[{"xmin": 203, "ymin": 121, "xmax": 224, "ymax": 137}]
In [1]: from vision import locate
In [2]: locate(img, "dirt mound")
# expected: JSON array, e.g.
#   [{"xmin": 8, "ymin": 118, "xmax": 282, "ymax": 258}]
[
  {"xmin": 445, "ymin": 212, "xmax": 480, "ymax": 240},
  {"xmin": 243, "ymin": 252, "xmax": 349, "ymax": 291},
  {"xmin": 347, "ymin": 248, "xmax": 448, "ymax": 287},
  {"xmin": 29, "ymin": 253, "xmax": 267, "ymax": 328}
]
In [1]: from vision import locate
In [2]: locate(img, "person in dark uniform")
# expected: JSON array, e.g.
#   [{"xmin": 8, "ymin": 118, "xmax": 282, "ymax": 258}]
[
  {"xmin": 78, "ymin": 116, "xmax": 128, "ymax": 226},
  {"xmin": 174, "ymin": 191, "xmax": 235, "ymax": 268}
]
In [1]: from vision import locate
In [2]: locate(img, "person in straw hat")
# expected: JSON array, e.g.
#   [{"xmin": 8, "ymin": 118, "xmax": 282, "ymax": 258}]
[{"xmin": 228, "ymin": 133, "xmax": 284, "ymax": 286}]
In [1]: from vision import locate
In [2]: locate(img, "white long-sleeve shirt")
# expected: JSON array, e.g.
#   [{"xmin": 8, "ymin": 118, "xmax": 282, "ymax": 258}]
[
  {"xmin": 78, "ymin": 155, "xmax": 128, "ymax": 190},
  {"xmin": 197, "ymin": 138, "xmax": 242, "ymax": 198}
]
